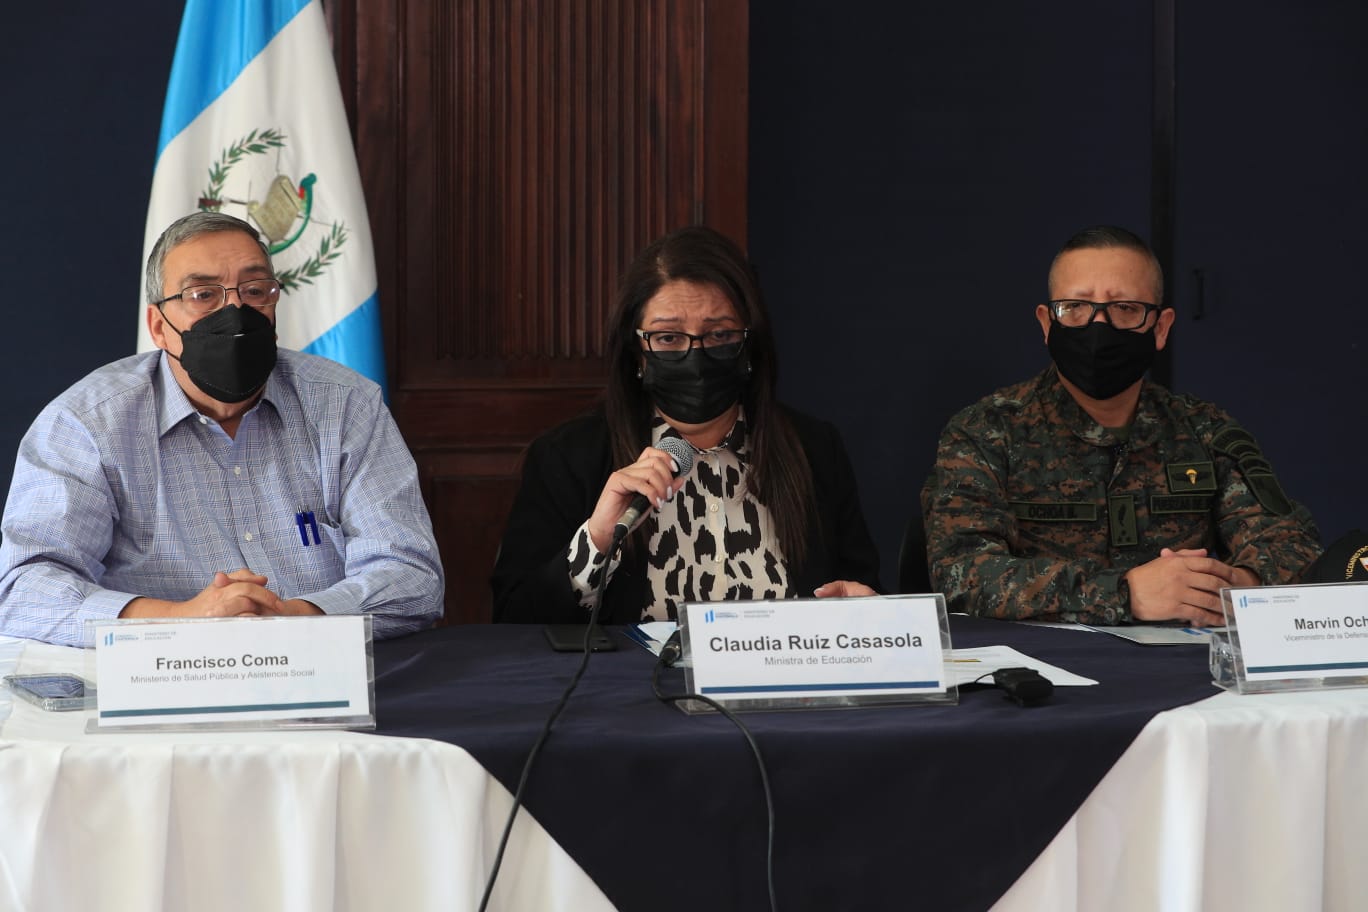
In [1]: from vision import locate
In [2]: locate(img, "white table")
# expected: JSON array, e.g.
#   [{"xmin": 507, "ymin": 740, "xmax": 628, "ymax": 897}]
[
  {"xmin": 0, "ymin": 637, "xmax": 614, "ymax": 912},
  {"xmin": 6, "ymin": 633, "xmax": 1368, "ymax": 911},
  {"xmin": 994, "ymin": 684, "xmax": 1368, "ymax": 911}
]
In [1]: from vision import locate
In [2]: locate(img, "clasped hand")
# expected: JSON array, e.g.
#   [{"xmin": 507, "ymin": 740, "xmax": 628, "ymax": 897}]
[
  {"xmin": 121, "ymin": 569, "xmax": 322, "ymax": 619},
  {"xmin": 1126, "ymin": 548, "xmax": 1258, "ymax": 627}
]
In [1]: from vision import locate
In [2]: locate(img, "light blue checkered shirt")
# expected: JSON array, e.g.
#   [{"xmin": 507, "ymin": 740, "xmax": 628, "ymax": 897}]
[{"xmin": 0, "ymin": 350, "xmax": 443, "ymax": 645}]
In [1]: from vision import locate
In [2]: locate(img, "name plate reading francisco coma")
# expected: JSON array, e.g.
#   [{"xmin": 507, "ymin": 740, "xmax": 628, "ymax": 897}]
[
  {"xmin": 88, "ymin": 616, "xmax": 375, "ymax": 731},
  {"xmin": 679, "ymin": 595, "xmax": 955, "ymax": 712},
  {"xmin": 1221, "ymin": 582, "xmax": 1368, "ymax": 694}
]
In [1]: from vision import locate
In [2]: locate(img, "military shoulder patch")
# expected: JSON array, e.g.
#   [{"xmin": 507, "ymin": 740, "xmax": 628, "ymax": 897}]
[
  {"xmin": 1210, "ymin": 426, "xmax": 1256, "ymax": 456},
  {"xmin": 1209, "ymin": 424, "xmax": 1294, "ymax": 516},
  {"xmin": 1244, "ymin": 470, "xmax": 1293, "ymax": 516}
]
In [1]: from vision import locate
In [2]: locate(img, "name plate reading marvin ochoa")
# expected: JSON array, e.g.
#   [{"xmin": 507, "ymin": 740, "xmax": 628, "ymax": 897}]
[
  {"xmin": 92, "ymin": 616, "xmax": 373, "ymax": 729},
  {"xmin": 680, "ymin": 596, "xmax": 954, "ymax": 710},
  {"xmin": 1224, "ymin": 582, "xmax": 1368, "ymax": 691}
]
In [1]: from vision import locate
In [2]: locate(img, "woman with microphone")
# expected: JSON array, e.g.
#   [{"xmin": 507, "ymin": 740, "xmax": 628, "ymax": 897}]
[{"xmin": 491, "ymin": 226, "xmax": 880, "ymax": 624}]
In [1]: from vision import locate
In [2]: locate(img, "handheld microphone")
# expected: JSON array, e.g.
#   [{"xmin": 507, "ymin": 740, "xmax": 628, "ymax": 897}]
[
  {"xmin": 613, "ymin": 436, "xmax": 695, "ymax": 538},
  {"xmin": 659, "ymin": 629, "xmax": 684, "ymax": 667}
]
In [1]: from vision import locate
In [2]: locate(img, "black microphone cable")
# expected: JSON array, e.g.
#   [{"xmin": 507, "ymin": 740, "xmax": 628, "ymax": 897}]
[
  {"xmin": 479, "ymin": 439, "xmax": 696, "ymax": 909},
  {"xmin": 476, "ymin": 524, "xmax": 626, "ymax": 912},
  {"xmin": 652, "ymin": 630, "xmax": 779, "ymax": 912}
]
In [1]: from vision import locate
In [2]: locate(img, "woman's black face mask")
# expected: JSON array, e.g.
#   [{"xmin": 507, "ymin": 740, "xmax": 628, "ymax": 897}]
[{"xmin": 640, "ymin": 343, "xmax": 749, "ymax": 425}]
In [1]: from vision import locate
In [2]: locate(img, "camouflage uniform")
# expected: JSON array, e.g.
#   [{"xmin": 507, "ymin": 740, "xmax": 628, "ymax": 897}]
[{"xmin": 922, "ymin": 367, "xmax": 1321, "ymax": 624}]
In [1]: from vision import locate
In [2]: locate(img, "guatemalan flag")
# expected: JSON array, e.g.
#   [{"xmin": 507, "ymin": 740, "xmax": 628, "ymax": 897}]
[{"xmin": 139, "ymin": 0, "xmax": 386, "ymax": 393}]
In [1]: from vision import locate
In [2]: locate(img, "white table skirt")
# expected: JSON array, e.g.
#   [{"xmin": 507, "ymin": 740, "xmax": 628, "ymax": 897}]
[
  {"xmin": 993, "ymin": 685, "xmax": 1368, "ymax": 912},
  {"xmin": 0, "ymin": 638, "xmax": 614, "ymax": 912},
  {"xmin": 9, "ymin": 634, "xmax": 1368, "ymax": 912}
]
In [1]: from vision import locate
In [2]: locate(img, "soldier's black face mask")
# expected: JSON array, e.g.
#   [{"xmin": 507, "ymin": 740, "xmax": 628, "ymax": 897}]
[
  {"xmin": 641, "ymin": 346, "xmax": 749, "ymax": 425},
  {"xmin": 161, "ymin": 303, "xmax": 277, "ymax": 403},
  {"xmin": 1048, "ymin": 320, "xmax": 1156, "ymax": 401}
]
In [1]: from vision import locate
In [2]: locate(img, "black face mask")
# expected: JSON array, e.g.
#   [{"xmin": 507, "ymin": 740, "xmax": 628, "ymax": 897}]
[
  {"xmin": 1048, "ymin": 320, "xmax": 1157, "ymax": 401},
  {"xmin": 163, "ymin": 304, "xmax": 277, "ymax": 403},
  {"xmin": 641, "ymin": 345, "xmax": 749, "ymax": 425}
]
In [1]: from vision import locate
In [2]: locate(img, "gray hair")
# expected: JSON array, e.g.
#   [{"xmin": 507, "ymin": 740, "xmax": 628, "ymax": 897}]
[{"xmin": 145, "ymin": 211, "xmax": 273, "ymax": 305}]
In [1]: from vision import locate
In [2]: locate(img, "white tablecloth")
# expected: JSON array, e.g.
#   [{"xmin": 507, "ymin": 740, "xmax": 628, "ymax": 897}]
[
  {"xmin": 0, "ymin": 638, "xmax": 614, "ymax": 912},
  {"xmin": 7, "ymin": 633, "xmax": 1368, "ymax": 911},
  {"xmin": 994, "ymin": 685, "xmax": 1368, "ymax": 912}
]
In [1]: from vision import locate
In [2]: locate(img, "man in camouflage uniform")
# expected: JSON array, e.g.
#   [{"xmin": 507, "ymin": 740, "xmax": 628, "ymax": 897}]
[{"xmin": 922, "ymin": 226, "xmax": 1321, "ymax": 626}]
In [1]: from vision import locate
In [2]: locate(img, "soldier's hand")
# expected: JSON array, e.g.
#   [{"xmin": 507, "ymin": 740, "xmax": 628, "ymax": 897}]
[
  {"xmin": 1126, "ymin": 553, "xmax": 1243, "ymax": 627},
  {"xmin": 1158, "ymin": 548, "xmax": 1260, "ymax": 588}
]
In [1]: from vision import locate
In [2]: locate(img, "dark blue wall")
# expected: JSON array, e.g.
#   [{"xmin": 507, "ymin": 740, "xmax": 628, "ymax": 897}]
[
  {"xmin": 1169, "ymin": 3, "xmax": 1368, "ymax": 553},
  {"xmin": 4, "ymin": 3, "xmax": 1363, "ymax": 585},
  {"xmin": 1, "ymin": 3, "xmax": 181, "ymax": 497},
  {"xmin": 752, "ymin": 0, "xmax": 1367, "ymax": 585}
]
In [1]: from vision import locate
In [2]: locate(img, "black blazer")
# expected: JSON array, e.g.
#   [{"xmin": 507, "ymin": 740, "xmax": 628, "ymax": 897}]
[{"xmin": 491, "ymin": 407, "xmax": 882, "ymax": 623}]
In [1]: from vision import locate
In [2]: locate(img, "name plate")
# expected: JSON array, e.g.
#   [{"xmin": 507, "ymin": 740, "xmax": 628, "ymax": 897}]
[
  {"xmin": 679, "ymin": 595, "xmax": 955, "ymax": 711},
  {"xmin": 87, "ymin": 616, "xmax": 375, "ymax": 731},
  {"xmin": 1219, "ymin": 582, "xmax": 1368, "ymax": 693}
]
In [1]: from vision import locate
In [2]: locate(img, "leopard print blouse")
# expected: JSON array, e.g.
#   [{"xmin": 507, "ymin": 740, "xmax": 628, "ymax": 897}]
[{"xmin": 567, "ymin": 412, "xmax": 794, "ymax": 621}]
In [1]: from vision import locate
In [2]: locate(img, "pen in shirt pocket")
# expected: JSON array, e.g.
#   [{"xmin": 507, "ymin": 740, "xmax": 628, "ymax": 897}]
[{"xmin": 294, "ymin": 508, "xmax": 321, "ymax": 546}]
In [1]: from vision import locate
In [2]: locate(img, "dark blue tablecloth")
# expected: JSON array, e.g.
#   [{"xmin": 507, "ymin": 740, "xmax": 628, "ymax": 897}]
[{"xmin": 372, "ymin": 616, "xmax": 1216, "ymax": 911}]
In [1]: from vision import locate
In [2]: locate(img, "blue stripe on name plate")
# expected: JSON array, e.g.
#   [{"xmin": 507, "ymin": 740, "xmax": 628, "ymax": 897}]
[
  {"xmin": 1246, "ymin": 661, "xmax": 1368, "ymax": 674},
  {"xmin": 701, "ymin": 681, "xmax": 940, "ymax": 694},
  {"xmin": 100, "ymin": 699, "xmax": 349, "ymax": 719}
]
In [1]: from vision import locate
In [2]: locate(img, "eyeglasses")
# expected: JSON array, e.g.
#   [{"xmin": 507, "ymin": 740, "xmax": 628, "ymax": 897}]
[
  {"xmin": 1047, "ymin": 299, "xmax": 1162, "ymax": 331},
  {"xmin": 155, "ymin": 279, "xmax": 281, "ymax": 319},
  {"xmin": 636, "ymin": 328, "xmax": 749, "ymax": 361}
]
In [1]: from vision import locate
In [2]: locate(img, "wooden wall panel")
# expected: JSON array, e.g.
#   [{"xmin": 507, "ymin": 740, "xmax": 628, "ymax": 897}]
[{"xmin": 327, "ymin": 0, "xmax": 748, "ymax": 623}]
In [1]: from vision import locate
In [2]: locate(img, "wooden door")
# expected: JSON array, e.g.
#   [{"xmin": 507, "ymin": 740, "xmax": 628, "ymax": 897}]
[{"xmin": 326, "ymin": 0, "xmax": 749, "ymax": 622}]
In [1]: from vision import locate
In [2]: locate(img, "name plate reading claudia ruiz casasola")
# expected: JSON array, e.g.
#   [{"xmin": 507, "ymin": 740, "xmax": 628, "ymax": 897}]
[
  {"xmin": 1223, "ymin": 582, "xmax": 1368, "ymax": 693},
  {"xmin": 678, "ymin": 595, "xmax": 955, "ymax": 711},
  {"xmin": 88, "ymin": 615, "xmax": 374, "ymax": 731}
]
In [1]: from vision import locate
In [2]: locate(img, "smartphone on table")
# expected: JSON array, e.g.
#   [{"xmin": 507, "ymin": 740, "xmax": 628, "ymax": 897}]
[
  {"xmin": 543, "ymin": 625, "xmax": 618, "ymax": 652},
  {"xmin": 4, "ymin": 673, "xmax": 96, "ymax": 711}
]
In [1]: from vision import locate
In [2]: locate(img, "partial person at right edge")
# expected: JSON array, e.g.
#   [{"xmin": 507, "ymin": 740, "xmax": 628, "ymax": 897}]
[
  {"xmin": 491, "ymin": 226, "xmax": 881, "ymax": 624},
  {"xmin": 922, "ymin": 225, "xmax": 1321, "ymax": 628}
]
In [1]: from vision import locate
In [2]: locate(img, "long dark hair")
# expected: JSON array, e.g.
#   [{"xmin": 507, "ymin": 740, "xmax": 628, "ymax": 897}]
[{"xmin": 604, "ymin": 226, "xmax": 816, "ymax": 565}]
